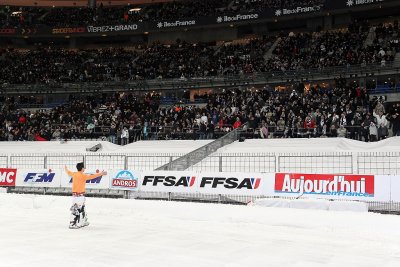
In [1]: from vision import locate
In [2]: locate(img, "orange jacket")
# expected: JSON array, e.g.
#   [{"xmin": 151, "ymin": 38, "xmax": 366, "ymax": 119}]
[{"xmin": 65, "ymin": 168, "xmax": 102, "ymax": 194}]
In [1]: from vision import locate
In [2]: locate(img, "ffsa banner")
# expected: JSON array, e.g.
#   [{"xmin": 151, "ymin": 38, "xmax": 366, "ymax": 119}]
[
  {"xmin": 196, "ymin": 172, "xmax": 274, "ymax": 196},
  {"xmin": 140, "ymin": 171, "xmax": 198, "ymax": 193}
]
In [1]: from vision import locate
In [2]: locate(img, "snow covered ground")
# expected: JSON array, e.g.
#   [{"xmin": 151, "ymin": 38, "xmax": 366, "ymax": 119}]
[
  {"xmin": 0, "ymin": 140, "xmax": 212, "ymax": 154},
  {"xmin": 1, "ymin": 193, "xmax": 400, "ymax": 267}
]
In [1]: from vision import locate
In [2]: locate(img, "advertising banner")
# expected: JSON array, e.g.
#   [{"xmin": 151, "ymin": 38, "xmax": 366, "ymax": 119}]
[
  {"xmin": 0, "ymin": 168, "xmax": 17, "ymax": 187},
  {"xmin": 140, "ymin": 171, "xmax": 198, "ymax": 193},
  {"xmin": 273, "ymin": 4, "xmax": 323, "ymax": 17},
  {"xmin": 389, "ymin": 176, "xmax": 400, "ymax": 202},
  {"xmin": 0, "ymin": 28, "xmax": 18, "ymax": 35},
  {"xmin": 86, "ymin": 24, "xmax": 141, "ymax": 34},
  {"xmin": 61, "ymin": 169, "xmax": 110, "ymax": 189},
  {"xmin": 325, "ymin": 0, "xmax": 385, "ymax": 10},
  {"xmin": 110, "ymin": 170, "xmax": 140, "ymax": 191},
  {"xmin": 274, "ymin": 173, "xmax": 391, "ymax": 201},
  {"xmin": 196, "ymin": 172, "xmax": 274, "ymax": 196},
  {"xmin": 16, "ymin": 169, "xmax": 61, "ymax": 188},
  {"xmin": 52, "ymin": 27, "xmax": 86, "ymax": 34}
]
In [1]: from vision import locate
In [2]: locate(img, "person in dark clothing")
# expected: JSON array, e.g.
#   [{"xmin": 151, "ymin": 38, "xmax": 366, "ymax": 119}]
[
  {"xmin": 389, "ymin": 112, "xmax": 400, "ymax": 136},
  {"xmin": 207, "ymin": 121, "xmax": 215, "ymax": 139}
]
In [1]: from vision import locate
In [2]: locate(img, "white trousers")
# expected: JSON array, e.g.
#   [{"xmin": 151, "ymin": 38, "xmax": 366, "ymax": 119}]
[{"xmin": 70, "ymin": 196, "xmax": 86, "ymax": 226}]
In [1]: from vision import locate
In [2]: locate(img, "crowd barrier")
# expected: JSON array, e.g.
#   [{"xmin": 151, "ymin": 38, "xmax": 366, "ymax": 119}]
[
  {"xmin": 1, "ymin": 151, "xmax": 400, "ymax": 175},
  {"xmin": 1, "ymin": 151, "xmax": 400, "ymax": 212},
  {"xmin": 2, "ymin": 168, "xmax": 400, "ymax": 203}
]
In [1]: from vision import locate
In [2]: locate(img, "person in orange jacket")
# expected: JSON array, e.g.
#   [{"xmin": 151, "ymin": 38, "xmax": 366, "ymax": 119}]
[{"xmin": 65, "ymin": 162, "xmax": 107, "ymax": 229}]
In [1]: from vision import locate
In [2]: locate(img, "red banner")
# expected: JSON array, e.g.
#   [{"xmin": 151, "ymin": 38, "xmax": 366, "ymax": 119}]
[
  {"xmin": 0, "ymin": 168, "xmax": 17, "ymax": 186},
  {"xmin": 0, "ymin": 28, "xmax": 17, "ymax": 35},
  {"xmin": 275, "ymin": 173, "xmax": 374, "ymax": 197}
]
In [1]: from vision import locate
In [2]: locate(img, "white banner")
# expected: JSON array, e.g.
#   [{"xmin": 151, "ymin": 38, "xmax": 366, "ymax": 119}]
[
  {"xmin": 196, "ymin": 172, "xmax": 274, "ymax": 196},
  {"xmin": 16, "ymin": 169, "xmax": 61, "ymax": 188},
  {"xmin": 9, "ymin": 168, "xmax": 400, "ymax": 203},
  {"xmin": 109, "ymin": 170, "xmax": 140, "ymax": 191},
  {"xmin": 61, "ymin": 169, "xmax": 110, "ymax": 189},
  {"xmin": 140, "ymin": 171, "xmax": 198, "ymax": 193},
  {"xmin": 389, "ymin": 176, "xmax": 400, "ymax": 202}
]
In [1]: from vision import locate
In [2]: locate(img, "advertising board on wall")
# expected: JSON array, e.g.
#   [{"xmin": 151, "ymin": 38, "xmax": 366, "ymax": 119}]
[
  {"xmin": 16, "ymin": 169, "xmax": 61, "ymax": 188},
  {"xmin": 5, "ymin": 167, "xmax": 399, "ymax": 203},
  {"xmin": 274, "ymin": 173, "xmax": 391, "ymax": 201},
  {"xmin": 196, "ymin": 172, "xmax": 273, "ymax": 196},
  {"xmin": 110, "ymin": 170, "xmax": 139, "ymax": 191},
  {"xmin": 325, "ymin": 0, "xmax": 386, "ymax": 9},
  {"xmin": 140, "ymin": 171, "xmax": 197, "ymax": 193},
  {"xmin": 0, "ymin": 168, "xmax": 17, "ymax": 187},
  {"xmin": 273, "ymin": 5, "xmax": 322, "ymax": 17}
]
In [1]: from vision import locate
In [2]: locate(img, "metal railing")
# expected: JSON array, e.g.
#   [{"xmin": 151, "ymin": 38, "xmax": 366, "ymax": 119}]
[
  {"xmin": 156, "ymin": 123, "xmax": 246, "ymax": 171},
  {"xmin": 1, "ymin": 151, "xmax": 400, "ymax": 175},
  {"xmin": 3, "ymin": 151, "xmax": 400, "ymax": 212},
  {"xmin": 1, "ymin": 62, "xmax": 399, "ymax": 94}
]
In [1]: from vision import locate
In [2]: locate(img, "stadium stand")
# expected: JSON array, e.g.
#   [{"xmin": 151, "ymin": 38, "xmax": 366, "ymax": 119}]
[{"xmin": 1, "ymin": 84, "xmax": 399, "ymax": 143}]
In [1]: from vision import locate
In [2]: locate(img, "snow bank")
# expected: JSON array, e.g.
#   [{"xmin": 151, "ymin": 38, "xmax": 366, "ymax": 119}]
[
  {"xmin": 0, "ymin": 140, "xmax": 212, "ymax": 154},
  {"xmin": 253, "ymin": 198, "xmax": 368, "ymax": 212},
  {"xmin": 216, "ymin": 137, "xmax": 400, "ymax": 153}
]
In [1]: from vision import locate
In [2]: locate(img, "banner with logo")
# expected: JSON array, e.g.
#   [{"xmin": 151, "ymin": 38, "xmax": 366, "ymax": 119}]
[
  {"xmin": 325, "ymin": 0, "xmax": 386, "ymax": 9},
  {"xmin": 273, "ymin": 173, "xmax": 391, "ymax": 201},
  {"xmin": 196, "ymin": 172, "xmax": 274, "ymax": 195},
  {"xmin": 16, "ymin": 169, "xmax": 61, "ymax": 188},
  {"xmin": 86, "ymin": 23, "xmax": 141, "ymax": 34},
  {"xmin": 140, "ymin": 171, "xmax": 198, "ymax": 193},
  {"xmin": 0, "ymin": 168, "xmax": 17, "ymax": 187},
  {"xmin": 273, "ymin": 5, "xmax": 323, "ymax": 17},
  {"xmin": 61, "ymin": 169, "xmax": 110, "ymax": 189},
  {"xmin": 110, "ymin": 170, "xmax": 140, "ymax": 191}
]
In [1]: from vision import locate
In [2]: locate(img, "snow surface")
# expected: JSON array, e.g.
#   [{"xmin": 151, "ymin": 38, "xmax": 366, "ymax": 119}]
[
  {"xmin": 214, "ymin": 137, "xmax": 400, "ymax": 153},
  {"xmin": 1, "ymin": 137, "xmax": 399, "ymax": 156},
  {"xmin": 1, "ymin": 193, "xmax": 400, "ymax": 267},
  {"xmin": 0, "ymin": 140, "xmax": 212, "ymax": 154}
]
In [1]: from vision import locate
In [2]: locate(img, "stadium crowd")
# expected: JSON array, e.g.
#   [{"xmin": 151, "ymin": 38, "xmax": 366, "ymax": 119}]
[
  {"xmin": 1, "ymin": 20, "xmax": 399, "ymax": 84},
  {"xmin": 267, "ymin": 21, "xmax": 398, "ymax": 71},
  {"xmin": 0, "ymin": 38, "xmax": 275, "ymax": 84},
  {"xmin": 1, "ymin": 82, "xmax": 400, "ymax": 144},
  {"xmin": 0, "ymin": 0, "xmax": 325, "ymax": 28}
]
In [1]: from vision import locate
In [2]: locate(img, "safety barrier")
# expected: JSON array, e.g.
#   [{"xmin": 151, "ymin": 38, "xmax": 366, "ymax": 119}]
[
  {"xmin": 2, "ymin": 151, "xmax": 400, "ymax": 213},
  {"xmin": 1, "ymin": 152, "xmax": 400, "ymax": 175}
]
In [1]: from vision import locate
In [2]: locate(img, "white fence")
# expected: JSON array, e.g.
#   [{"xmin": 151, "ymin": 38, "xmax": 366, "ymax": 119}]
[{"xmin": 1, "ymin": 152, "xmax": 400, "ymax": 175}]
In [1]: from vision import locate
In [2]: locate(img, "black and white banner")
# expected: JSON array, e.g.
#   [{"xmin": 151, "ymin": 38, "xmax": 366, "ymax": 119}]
[
  {"xmin": 325, "ymin": 0, "xmax": 386, "ymax": 9},
  {"xmin": 274, "ymin": 5, "xmax": 322, "ymax": 17},
  {"xmin": 216, "ymin": 13, "xmax": 260, "ymax": 24},
  {"xmin": 87, "ymin": 24, "xmax": 140, "ymax": 33},
  {"xmin": 155, "ymin": 20, "xmax": 196, "ymax": 29}
]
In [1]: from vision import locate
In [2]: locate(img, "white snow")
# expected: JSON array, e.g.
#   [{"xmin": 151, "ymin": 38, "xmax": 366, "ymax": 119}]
[
  {"xmin": 1, "ymin": 193, "xmax": 400, "ymax": 267},
  {"xmin": 1, "ymin": 138, "xmax": 399, "ymax": 156},
  {"xmin": 0, "ymin": 140, "xmax": 212, "ymax": 154},
  {"xmin": 215, "ymin": 137, "xmax": 400, "ymax": 153}
]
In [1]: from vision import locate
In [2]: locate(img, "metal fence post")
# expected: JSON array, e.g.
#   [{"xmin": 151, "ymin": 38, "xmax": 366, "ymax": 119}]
[{"xmin": 219, "ymin": 156, "xmax": 223, "ymax": 172}]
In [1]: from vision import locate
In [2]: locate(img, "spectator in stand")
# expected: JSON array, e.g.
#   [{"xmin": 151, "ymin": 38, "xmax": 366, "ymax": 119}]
[
  {"xmin": 373, "ymin": 110, "xmax": 388, "ymax": 140},
  {"xmin": 121, "ymin": 127, "xmax": 129, "ymax": 145},
  {"xmin": 233, "ymin": 117, "xmax": 242, "ymax": 129},
  {"xmin": 369, "ymin": 122, "xmax": 378, "ymax": 142}
]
